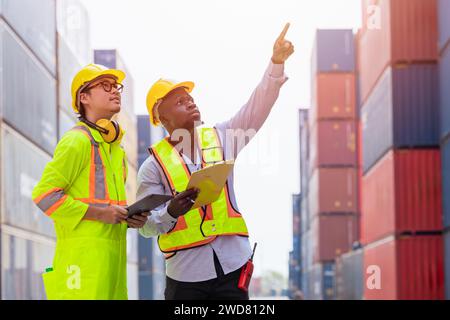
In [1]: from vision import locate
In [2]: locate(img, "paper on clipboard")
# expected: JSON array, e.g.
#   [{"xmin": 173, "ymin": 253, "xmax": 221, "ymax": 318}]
[{"xmin": 186, "ymin": 160, "xmax": 234, "ymax": 209}]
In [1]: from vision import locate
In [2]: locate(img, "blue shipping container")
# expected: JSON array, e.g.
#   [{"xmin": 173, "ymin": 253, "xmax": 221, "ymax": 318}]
[
  {"xmin": 138, "ymin": 115, "xmax": 152, "ymax": 156},
  {"xmin": 442, "ymin": 138, "xmax": 450, "ymax": 229},
  {"xmin": 440, "ymin": 45, "xmax": 450, "ymax": 141},
  {"xmin": 361, "ymin": 64, "xmax": 439, "ymax": 173},
  {"xmin": 439, "ymin": 0, "xmax": 450, "ymax": 52},
  {"xmin": 311, "ymin": 29, "xmax": 355, "ymax": 74}
]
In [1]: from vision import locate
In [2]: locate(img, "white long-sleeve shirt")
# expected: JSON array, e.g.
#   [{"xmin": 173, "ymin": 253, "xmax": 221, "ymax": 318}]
[{"xmin": 137, "ymin": 61, "xmax": 288, "ymax": 282}]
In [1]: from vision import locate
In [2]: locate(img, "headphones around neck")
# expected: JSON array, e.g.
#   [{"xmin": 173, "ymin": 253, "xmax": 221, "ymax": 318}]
[{"xmin": 80, "ymin": 117, "xmax": 124, "ymax": 143}]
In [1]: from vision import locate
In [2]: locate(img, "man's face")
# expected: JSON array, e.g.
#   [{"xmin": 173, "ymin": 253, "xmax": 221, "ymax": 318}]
[
  {"xmin": 158, "ymin": 87, "xmax": 201, "ymax": 130},
  {"xmin": 80, "ymin": 75, "xmax": 122, "ymax": 118}
]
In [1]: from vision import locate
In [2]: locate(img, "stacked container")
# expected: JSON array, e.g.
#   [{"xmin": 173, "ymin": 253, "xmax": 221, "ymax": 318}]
[
  {"xmin": 438, "ymin": 0, "xmax": 450, "ymax": 301},
  {"xmin": 137, "ymin": 115, "xmax": 167, "ymax": 300},
  {"xmin": 358, "ymin": 0, "xmax": 444, "ymax": 299},
  {"xmin": 304, "ymin": 30, "xmax": 361, "ymax": 299},
  {"xmin": 288, "ymin": 194, "xmax": 302, "ymax": 298}
]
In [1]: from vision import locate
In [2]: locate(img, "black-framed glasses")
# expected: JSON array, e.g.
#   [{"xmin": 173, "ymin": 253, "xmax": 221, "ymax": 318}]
[{"xmin": 84, "ymin": 81, "xmax": 124, "ymax": 93}]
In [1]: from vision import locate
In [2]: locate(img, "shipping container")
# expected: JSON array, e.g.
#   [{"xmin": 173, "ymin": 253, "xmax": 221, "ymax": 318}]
[
  {"xmin": 1, "ymin": 0, "xmax": 56, "ymax": 75},
  {"xmin": 444, "ymin": 230, "xmax": 450, "ymax": 300},
  {"xmin": 358, "ymin": 0, "xmax": 438, "ymax": 104},
  {"xmin": 138, "ymin": 115, "xmax": 152, "ymax": 156},
  {"xmin": 126, "ymin": 229, "xmax": 138, "ymax": 265},
  {"xmin": 138, "ymin": 237, "xmax": 166, "ymax": 300},
  {"xmin": 311, "ymin": 29, "xmax": 355, "ymax": 74},
  {"xmin": 312, "ymin": 214, "xmax": 359, "ymax": 263},
  {"xmin": 288, "ymin": 251, "xmax": 301, "ymax": 297},
  {"xmin": 309, "ymin": 120, "xmax": 357, "ymax": 173},
  {"xmin": 1, "ymin": 23, "xmax": 57, "ymax": 154},
  {"xmin": 58, "ymin": 34, "xmax": 82, "ymax": 111},
  {"xmin": 361, "ymin": 64, "xmax": 439, "ymax": 172},
  {"xmin": 114, "ymin": 111, "xmax": 138, "ymax": 170},
  {"xmin": 308, "ymin": 167, "xmax": 358, "ymax": 217},
  {"xmin": 362, "ymin": 149, "xmax": 442, "ymax": 244},
  {"xmin": 58, "ymin": 107, "xmax": 77, "ymax": 139},
  {"xmin": 307, "ymin": 262, "xmax": 335, "ymax": 300},
  {"xmin": 442, "ymin": 138, "xmax": 450, "ymax": 229},
  {"xmin": 311, "ymin": 73, "xmax": 356, "ymax": 121},
  {"xmin": 56, "ymin": 0, "xmax": 91, "ymax": 65},
  {"xmin": 335, "ymin": 248, "xmax": 363, "ymax": 300},
  {"xmin": 301, "ymin": 229, "xmax": 313, "ymax": 273},
  {"xmin": 125, "ymin": 165, "xmax": 137, "ymax": 205},
  {"xmin": 299, "ymin": 109, "xmax": 309, "ymax": 195},
  {"xmin": 363, "ymin": 234, "xmax": 444, "ymax": 300},
  {"xmin": 292, "ymin": 193, "xmax": 301, "ymax": 236},
  {"xmin": 1, "ymin": 125, "xmax": 56, "ymax": 238},
  {"xmin": 1, "ymin": 230, "xmax": 55, "ymax": 300},
  {"xmin": 438, "ymin": 0, "xmax": 450, "ymax": 53},
  {"xmin": 301, "ymin": 192, "xmax": 310, "ymax": 234},
  {"xmin": 440, "ymin": 45, "xmax": 450, "ymax": 141}
]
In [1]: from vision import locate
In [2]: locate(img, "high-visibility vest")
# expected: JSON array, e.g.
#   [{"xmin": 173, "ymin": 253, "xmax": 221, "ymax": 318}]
[
  {"xmin": 150, "ymin": 127, "xmax": 249, "ymax": 254},
  {"xmin": 32, "ymin": 122, "xmax": 128, "ymax": 300}
]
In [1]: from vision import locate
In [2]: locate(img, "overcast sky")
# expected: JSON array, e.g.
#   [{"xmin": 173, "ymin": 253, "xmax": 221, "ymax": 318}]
[{"xmin": 80, "ymin": 0, "xmax": 362, "ymax": 278}]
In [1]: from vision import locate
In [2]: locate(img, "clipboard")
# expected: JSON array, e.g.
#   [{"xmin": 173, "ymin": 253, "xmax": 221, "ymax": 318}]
[
  {"xmin": 186, "ymin": 160, "xmax": 234, "ymax": 209},
  {"xmin": 126, "ymin": 194, "xmax": 173, "ymax": 218}
]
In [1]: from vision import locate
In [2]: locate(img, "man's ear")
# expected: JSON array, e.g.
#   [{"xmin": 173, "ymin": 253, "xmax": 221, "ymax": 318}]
[{"xmin": 79, "ymin": 92, "xmax": 89, "ymax": 105}]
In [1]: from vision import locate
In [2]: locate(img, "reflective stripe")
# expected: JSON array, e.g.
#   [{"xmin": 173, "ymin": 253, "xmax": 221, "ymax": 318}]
[
  {"xmin": 73, "ymin": 126, "xmax": 108, "ymax": 200},
  {"xmin": 34, "ymin": 188, "xmax": 67, "ymax": 216}
]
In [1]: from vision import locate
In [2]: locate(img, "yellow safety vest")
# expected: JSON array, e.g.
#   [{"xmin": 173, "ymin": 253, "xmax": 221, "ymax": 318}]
[
  {"xmin": 32, "ymin": 122, "xmax": 128, "ymax": 300},
  {"xmin": 150, "ymin": 127, "xmax": 249, "ymax": 254}
]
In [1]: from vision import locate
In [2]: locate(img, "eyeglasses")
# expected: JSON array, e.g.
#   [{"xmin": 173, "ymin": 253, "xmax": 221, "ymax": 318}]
[{"xmin": 84, "ymin": 81, "xmax": 124, "ymax": 93}]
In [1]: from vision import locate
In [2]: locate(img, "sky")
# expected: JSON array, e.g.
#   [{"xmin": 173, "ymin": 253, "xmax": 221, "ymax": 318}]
[{"xmin": 79, "ymin": 0, "xmax": 362, "ymax": 278}]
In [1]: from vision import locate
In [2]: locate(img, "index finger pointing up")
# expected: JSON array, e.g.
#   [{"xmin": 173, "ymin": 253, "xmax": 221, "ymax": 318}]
[{"xmin": 278, "ymin": 23, "xmax": 290, "ymax": 41}]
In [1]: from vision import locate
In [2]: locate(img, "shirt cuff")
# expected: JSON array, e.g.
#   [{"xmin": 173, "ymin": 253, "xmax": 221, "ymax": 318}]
[
  {"xmin": 268, "ymin": 60, "xmax": 285, "ymax": 78},
  {"xmin": 161, "ymin": 206, "xmax": 178, "ymax": 225}
]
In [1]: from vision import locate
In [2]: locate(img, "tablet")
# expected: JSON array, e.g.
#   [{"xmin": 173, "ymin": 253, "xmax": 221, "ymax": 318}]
[{"xmin": 127, "ymin": 194, "xmax": 173, "ymax": 218}]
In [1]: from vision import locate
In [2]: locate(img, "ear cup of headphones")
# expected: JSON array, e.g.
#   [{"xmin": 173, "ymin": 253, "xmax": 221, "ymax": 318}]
[{"xmin": 96, "ymin": 119, "xmax": 122, "ymax": 143}]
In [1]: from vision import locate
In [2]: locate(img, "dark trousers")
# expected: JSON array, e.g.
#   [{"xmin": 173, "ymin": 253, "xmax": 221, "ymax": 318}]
[{"xmin": 165, "ymin": 252, "xmax": 250, "ymax": 300}]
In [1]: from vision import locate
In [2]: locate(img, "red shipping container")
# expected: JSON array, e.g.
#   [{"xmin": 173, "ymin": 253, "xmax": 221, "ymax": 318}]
[
  {"xmin": 310, "ymin": 73, "xmax": 357, "ymax": 121},
  {"xmin": 358, "ymin": 0, "xmax": 438, "ymax": 104},
  {"xmin": 312, "ymin": 214, "xmax": 360, "ymax": 263},
  {"xmin": 308, "ymin": 167, "xmax": 359, "ymax": 217},
  {"xmin": 363, "ymin": 235, "xmax": 444, "ymax": 300},
  {"xmin": 309, "ymin": 120, "xmax": 357, "ymax": 173},
  {"xmin": 362, "ymin": 149, "xmax": 442, "ymax": 244}
]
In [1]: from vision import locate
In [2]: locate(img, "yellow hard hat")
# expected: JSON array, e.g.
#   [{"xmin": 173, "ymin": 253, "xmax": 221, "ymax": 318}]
[
  {"xmin": 71, "ymin": 63, "xmax": 126, "ymax": 113},
  {"xmin": 146, "ymin": 78, "xmax": 195, "ymax": 126}
]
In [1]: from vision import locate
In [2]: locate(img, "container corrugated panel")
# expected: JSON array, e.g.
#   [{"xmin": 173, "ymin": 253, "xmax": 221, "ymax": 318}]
[
  {"xmin": 442, "ymin": 138, "xmax": 450, "ymax": 229},
  {"xmin": 306, "ymin": 262, "xmax": 335, "ymax": 300},
  {"xmin": 301, "ymin": 230, "xmax": 313, "ymax": 272},
  {"xmin": 308, "ymin": 167, "xmax": 358, "ymax": 217},
  {"xmin": 361, "ymin": 64, "xmax": 439, "ymax": 173},
  {"xmin": 311, "ymin": 29, "xmax": 355, "ymax": 74},
  {"xmin": 1, "ymin": 0, "xmax": 56, "ymax": 75},
  {"xmin": 444, "ymin": 231, "xmax": 450, "ymax": 299},
  {"xmin": 1, "ymin": 126, "xmax": 55, "ymax": 238},
  {"xmin": 309, "ymin": 120, "xmax": 357, "ymax": 173},
  {"xmin": 438, "ymin": 0, "xmax": 450, "ymax": 52},
  {"xmin": 311, "ymin": 73, "xmax": 356, "ymax": 121},
  {"xmin": 362, "ymin": 149, "xmax": 442, "ymax": 244},
  {"xmin": 1, "ymin": 232, "xmax": 55, "ymax": 300},
  {"xmin": 312, "ymin": 214, "xmax": 359, "ymax": 263},
  {"xmin": 440, "ymin": 45, "xmax": 450, "ymax": 140},
  {"xmin": 359, "ymin": 0, "xmax": 438, "ymax": 105},
  {"xmin": 293, "ymin": 234, "xmax": 301, "ymax": 263},
  {"xmin": 1, "ymin": 24, "xmax": 57, "ymax": 154},
  {"xmin": 56, "ymin": 0, "xmax": 91, "ymax": 65},
  {"xmin": 363, "ymin": 235, "xmax": 444, "ymax": 300},
  {"xmin": 58, "ymin": 34, "xmax": 81, "ymax": 111},
  {"xmin": 336, "ymin": 249, "xmax": 363, "ymax": 300}
]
